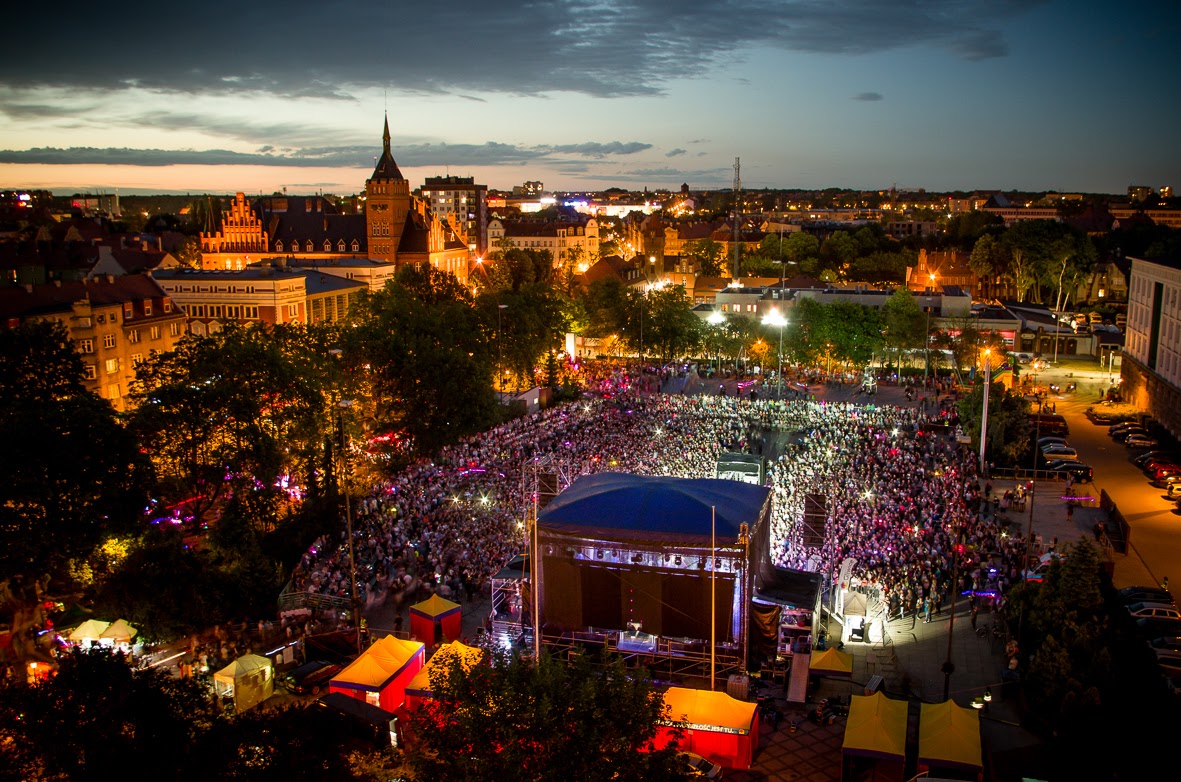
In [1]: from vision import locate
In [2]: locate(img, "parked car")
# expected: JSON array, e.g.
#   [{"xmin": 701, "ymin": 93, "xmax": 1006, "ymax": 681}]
[
  {"xmin": 1151, "ymin": 466, "xmax": 1181, "ymax": 486},
  {"xmin": 1125, "ymin": 435, "xmax": 1160, "ymax": 449},
  {"xmin": 1045, "ymin": 460, "xmax": 1093, "ymax": 481},
  {"xmin": 1148, "ymin": 637, "xmax": 1181, "ymax": 653},
  {"xmin": 1166, "ymin": 482, "xmax": 1181, "ymax": 498},
  {"xmin": 1121, "ymin": 586, "xmax": 1175, "ymax": 604},
  {"xmin": 1143, "ymin": 456, "xmax": 1181, "ymax": 474},
  {"xmin": 1111, "ymin": 421, "xmax": 1146, "ymax": 436},
  {"xmin": 1037, "ymin": 436, "xmax": 1070, "ymax": 449},
  {"xmin": 1153, "ymin": 649, "xmax": 1181, "ymax": 669},
  {"xmin": 1135, "ymin": 450, "xmax": 1178, "ymax": 467},
  {"xmin": 1113, "ymin": 428, "xmax": 1149, "ymax": 444},
  {"xmin": 1041, "ymin": 446, "xmax": 1079, "ymax": 461},
  {"xmin": 282, "ymin": 660, "xmax": 342, "ymax": 696},
  {"xmin": 1126, "ymin": 602, "xmax": 1181, "ymax": 621},
  {"xmin": 679, "ymin": 752, "xmax": 724, "ymax": 779},
  {"xmin": 1136, "ymin": 617, "xmax": 1181, "ymax": 639}
]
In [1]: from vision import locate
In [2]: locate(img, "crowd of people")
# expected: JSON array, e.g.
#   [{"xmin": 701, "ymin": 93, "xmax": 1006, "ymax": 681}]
[{"xmin": 292, "ymin": 362, "xmax": 1031, "ymax": 634}]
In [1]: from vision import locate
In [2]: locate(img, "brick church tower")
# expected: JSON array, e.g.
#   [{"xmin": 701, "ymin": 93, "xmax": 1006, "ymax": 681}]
[{"xmin": 365, "ymin": 115, "xmax": 411, "ymax": 263}]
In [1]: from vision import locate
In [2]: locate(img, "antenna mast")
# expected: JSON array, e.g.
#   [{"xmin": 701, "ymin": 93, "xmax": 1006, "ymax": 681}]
[{"xmin": 732, "ymin": 157, "xmax": 741, "ymax": 279}]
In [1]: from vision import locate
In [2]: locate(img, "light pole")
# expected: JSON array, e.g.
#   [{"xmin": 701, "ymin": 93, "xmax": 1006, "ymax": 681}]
[
  {"xmin": 924, "ymin": 273, "xmax": 937, "ymax": 383},
  {"xmin": 707, "ymin": 310, "xmax": 725, "ymax": 374},
  {"xmin": 762, "ymin": 307, "xmax": 787, "ymax": 399},
  {"xmin": 979, "ymin": 348, "xmax": 992, "ymax": 475},
  {"xmin": 327, "ymin": 349, "xmax": 362, "ymax": 654},
  {"xmin": 497, "ymin": 303, "xmax": 508, "ymax": 392}
]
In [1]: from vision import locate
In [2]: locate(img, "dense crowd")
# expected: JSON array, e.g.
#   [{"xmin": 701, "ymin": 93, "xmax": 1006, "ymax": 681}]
[{"xmin": 292, "ymin": 370, "xmax": 1027, "ymax": 628}]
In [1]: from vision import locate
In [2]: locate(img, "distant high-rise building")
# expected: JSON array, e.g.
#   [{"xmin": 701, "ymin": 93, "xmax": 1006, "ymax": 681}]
[
  {"xmin": 513, "ymin": 181, "xmax": 544, "ymax": 197},
  {"xmin": 422, "ymin": 175, "xmax": 489, "ymax": 257},
  {"xmin": 1161, "ymin": 186, "xmax": 1174, "ymax": 199},
  {"xmin": 1128, "ymin": 185, "xmax": 1154, "ymax": 202}
]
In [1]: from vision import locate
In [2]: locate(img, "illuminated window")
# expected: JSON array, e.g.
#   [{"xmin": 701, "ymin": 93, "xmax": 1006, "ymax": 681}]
[
  {"xmin": 128, "ymin": 329, "xmax": 140, "ymax": 344},
  {"xmin": 170, "ymin": 322, "xmax": 180, "ymax": 336},
  {"xmin": 104, "ymin": 357, "xmax": 119, "ymax": 374},
  {"xmin": 150, "ymin": 326, "xmax": 160, "ymax": 340}
]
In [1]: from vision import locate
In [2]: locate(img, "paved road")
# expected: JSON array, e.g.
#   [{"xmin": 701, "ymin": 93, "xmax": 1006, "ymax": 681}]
[{"xmin": 1034, "ymin": 359, "xmax": 1173, "ymax": 588}]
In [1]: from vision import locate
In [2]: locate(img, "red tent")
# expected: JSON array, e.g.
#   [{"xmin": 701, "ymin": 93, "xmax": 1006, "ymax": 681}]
[
  {"xmin": 329, "ymin": 635, "xmax": 424, "ymax": 712},
  {"xmin": 653, "ymin": 687, "xmax": 760, "ymax": 770},
  {"xmin": 409, "ymin": 594, "xmax": 463, "ymax": 645}
]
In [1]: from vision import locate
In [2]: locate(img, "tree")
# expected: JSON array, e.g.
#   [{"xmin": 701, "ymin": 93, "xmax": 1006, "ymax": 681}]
[
  {"xmin": 0, "ymin": 648, "xmax": 223, "ymax": 782},
  {"xmin": 955, "ymin": 381, "xmax": 1031, "ymax": 466},
  {"xmin": 969, "ymin": 234, "xmax": 1006, "ymax": 300},
  {"xmin": 0, "ymin": 321, "xmax": 150, "ymax": 585},
  {"xmin": 641, "ymin": 285, "xmax": 702, "ymax": 360},
  {"xmin": 882, "ymin": 288, "xmax": 925, "ymax": 367},
  {"xmin": 819, "ymin": 231, "xmax": 857, "ymax": 274},
  {"xmin": 782, "ymin": 231, "xmax": 819, "ymax": 268},
  {"xmin": 176, "ymin": 236, "xmax": 203, "ymax": 269},
  {"xmin": 407, "ymin": 649, "xmax": 689, "ymax": 782},
  {"xmin": 681, "ymin": 238, "xmax": 725, "ymax": 277},
  {"xmin": 351, "ymin": 264, "xmax": 497, "ymax": 455},
  {"xmin": 825, "ymin": 301, "xmax": 885, "ymax": 367}
]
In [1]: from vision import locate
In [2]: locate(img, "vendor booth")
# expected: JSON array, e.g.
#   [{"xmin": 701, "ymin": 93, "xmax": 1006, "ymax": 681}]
[
  {"xmin": 404, "ymin": 641, "xmax": 484, "ymax": 710},
  {"xmin": 68, "ymin": 619, "xmax": 110, "ymax": 647},
  {"xmin": 918, "ymin": 701, "xmax": 983, "ymax": 781},
  {"xmin": 99, "ymin": 618, "xmax": 138, "ymax": 650},
  {"xmin": 654, "ymin": 687, "xmax": 760, "ymax": 770},
  {"xmin": 330, "ymin": 635, "xmax": 424, "ymax": 712},
  {"xmin": 213, "ymin": 654, "xmax": 275, "ymax": 713},
  {"xmin": 809, "ymin": 647, "xmax": 853, "ymax": 677},
  {"xmin": 409, "ymin": 594, "xmax": 463, "ymax": 645},
  {"xmin": 841, "ymin": 691, "xmax": 908, "ymax": 781}
]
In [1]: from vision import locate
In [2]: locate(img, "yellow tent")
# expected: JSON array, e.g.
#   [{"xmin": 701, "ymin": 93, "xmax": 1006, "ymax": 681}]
[
  {"xmin": 919, "ymin": 700, "xmax": 983, "ymax": 772},
  {"xmin": 333, "ymin": 651, "xmax": 402, "ymax": 689},
  {"xmin": 809, "ymin": 647, "xmax": 853, "ymax": 676},
  {"xmin": 213, "ymin": 654, "xmax": 274, "ymax": 713},
  {"xmin": 842, "ymin": 692, "xmax": 908, "ymax": 759},
  {"xmin": 406, "ymin": 641, "xmax": 484, "ymax": 702},
  {"xmin": 660, "ymin": 687, "xmax": 758, "ymax": 735},
  {"xmin": 329, "ymin": 635, "xmax": 425, "ymax": 712},
  {"xmin": 99, "ymin": 618, "xmax": 138, "ymax": 646},
  {"xmin": 68, "ymin": 619, "xmax": 110, "ymax": 645}
]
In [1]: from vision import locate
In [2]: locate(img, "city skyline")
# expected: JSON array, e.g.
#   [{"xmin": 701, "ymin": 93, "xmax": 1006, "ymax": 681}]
[{"xmin": 2, "ymin": 0, "xmax": 1179, "ymax": 196}]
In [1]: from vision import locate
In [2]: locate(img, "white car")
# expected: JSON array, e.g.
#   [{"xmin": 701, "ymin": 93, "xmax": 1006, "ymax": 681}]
[
  {"xmin": 1041, "ymin": 446, "xmax": 1079, "ymax": 461},
  {"xmin": 1125, "ymin": 435, "xmax": 1160, "ymax": 449},
  {"xmin": 1126, "ymin": 602, "xmax": 1181, "ymax": 621}
]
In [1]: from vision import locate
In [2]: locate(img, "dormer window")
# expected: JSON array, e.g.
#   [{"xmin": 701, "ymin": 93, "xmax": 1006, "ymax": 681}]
[
  {"xmin": 338, "ymin": 240, "xmax": 346, "ymax": 252},
  {"xmin": 305, "ymin": 240, "xmax": 314, "ymax": 252},
  {"xmin": 275, "ymin": 240, "xmax": 283, "ymax": 252},
  {"xmin": 351, "ymin": 240, "xmax": 360, "ymax": 252},
  {"xmin": 323, "ymin": 240, "xmax": 332, "ymax": 252}
]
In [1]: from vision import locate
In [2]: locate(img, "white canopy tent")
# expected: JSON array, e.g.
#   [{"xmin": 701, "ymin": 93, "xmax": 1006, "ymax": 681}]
[{"xmin": 213, "ymin": 654, "xmax": 275, "ymax": 713}]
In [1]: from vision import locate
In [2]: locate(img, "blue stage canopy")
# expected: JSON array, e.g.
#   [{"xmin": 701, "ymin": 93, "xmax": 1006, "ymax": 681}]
[{"xmin": 537, "ymin": 472, "xmax": 770, "ymax": 545}]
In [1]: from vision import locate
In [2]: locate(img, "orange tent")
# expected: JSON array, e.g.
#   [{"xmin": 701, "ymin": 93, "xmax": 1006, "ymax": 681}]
[
  {"xmin": 329, "ymin": 635, "xmax": 424, "ymax": 712},
  {"xmin": 841, "ymin": 691, "xmax": 908, "ymax": 781},
  {"xmin": 653, "ymin": 687, "xmax": 760, "ymax": 770},
  {"xmin": 918, "ymin": 701, "xmax": 983, "ymax": 779},
  {"xmin": 409, "ymin": 594, "xmax": 463, "ymax": 645},
  {"xmin": 405, "ymin": 640, "xmax": 484, "ymax": 710}
]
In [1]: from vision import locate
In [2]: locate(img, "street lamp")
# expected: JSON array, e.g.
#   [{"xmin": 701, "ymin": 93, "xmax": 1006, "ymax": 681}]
[
  {"xmin": 327, "ymin": 350, "xmax": 362, "ymax": 654},
  {"xmin": 497, "ymin": 303, "xmax": 508, "ymax": 392},
  {"xmin": 707, "ymin": 310, "xmax": 725, "ymax": 374},
  {"xmin": 979, "ymin": 348, "xmax": 992, "ymax": 475},
  {"xmin": 762, "ymin": 307, "xmax": 787, "ymax": 399},
  {"xmin": 924, "ymin": 273, "xmax": 937, "ymax": 384}
]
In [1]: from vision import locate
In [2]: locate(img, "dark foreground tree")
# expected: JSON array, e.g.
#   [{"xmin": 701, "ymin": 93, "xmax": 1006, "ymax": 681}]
[
  {"xmin": 407, "ymin": 649, "xmax": 690, "ymax": 782},
  {"xmin": 956, "ymin": 380, "xmax": 1031, "ymax": 467},
  {"xmin": 0, "ymin": 321, "xmax": 150, "ymax": 584}
]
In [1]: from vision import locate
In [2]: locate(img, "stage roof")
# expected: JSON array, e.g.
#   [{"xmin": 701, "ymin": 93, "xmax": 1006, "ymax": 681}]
[{"xmin": 538, "ymin": 473, "xmax": 770, "ymax": 545}]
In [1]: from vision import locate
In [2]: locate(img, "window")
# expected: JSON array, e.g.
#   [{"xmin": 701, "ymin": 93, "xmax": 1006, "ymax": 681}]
[
  {"xmin": 287, "ymin": 304, "xmax": 298, "ymax": 318},
  {"xmin": 163, "ymin": 300, "xmax": 172, "ymax": 313},
  {"xmin": 150, "ymin": 326, "xmax": 161, "ymax": 340},
  {"xmin": 128, "ymin": 329, "xmax": 140, "ymax": 344},
  {"xmin": 105, "ymin": 357, "xmax": 120, "ymax": 374},
  {"xmin": 109, "ymin": 312, "xmax": 117, "ymax": 324},
  {"xmin": 79, "ymin": 338, "xmax": 94, "ymax": 354},
  {"xmin": 83, "ymin": 364, "xmax": 97, "ymax": 380},
  {"xmin": 276, "ymin": 241, "xmax": 284, "ymax": 252},
  {"xmin": 170, "ymin": 322, "xmax": 180, "ymax": 337},
  {"xmin": 305, "ymin": 240, "xmax": 314, "ymax": 252},
  {"xmin": 338, "ymin": 240, "xmax": 346, "ymax": 252},
  {"xmin": 323, "ymin": 240, "xmax": 332, "ymax": 252},
  {"xmin": 245, "ymin": 306, "xmax": 259, "ymax": 319},
  {"xmin": 107, "ymin": 384, "xmax": 119, "ymax": 400},
  {"xmin": 245, "ymin": 285, "xmax": 255, "ymax": 294},
  {"xmin": 351, "ymin": 240, "xmax": 359, "ymax": 252},
  {"xmin": 143, "ymin": 301, "xmax": 152, "ymax": 316},
  {"xmin": 124, "ymin": 304, "xmax": 133, "ymax": 319},
  {"xmin": 96, "ymin": 314, "xmax": 105, "ymax": 324},
  {"xmin": 103, "ymin": 334, "xmax": 116, "ymax": 349},
  {"xmin": 131, "ymin": 353, "xmax": 143, "ymax": 367}
]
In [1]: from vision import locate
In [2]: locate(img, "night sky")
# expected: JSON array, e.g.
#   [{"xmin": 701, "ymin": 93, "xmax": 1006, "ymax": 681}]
[{"xmin": 2, "ymin": 0, "xmax": 1178, "ymax": 194}]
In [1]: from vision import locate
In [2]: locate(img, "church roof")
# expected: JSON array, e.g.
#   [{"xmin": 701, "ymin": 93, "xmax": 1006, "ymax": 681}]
[{"xmin": 371, "ymin": 116, "xmax": 405, "ymax": 181}]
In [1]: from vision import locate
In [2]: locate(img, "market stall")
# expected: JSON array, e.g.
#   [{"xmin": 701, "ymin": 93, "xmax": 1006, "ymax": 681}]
[
  {"xmin": 653, "ymin": 686, "xmax": 760, "ymax": 770},
  {"xmin": 330, "ymin": 635, "xmax": 424, "ymax": 712},
  {"xmin": 404, "ymin": 640, "xmax": 484, "ymax": 710},
  {"xmin": 409, "ymin": 594, "xmax": 463, "ymax": 645},
  {"xmin": 213, "ymin": 654, "xmax": 275, "ymax": 713},
  {"xmin": 99, "ymin": 618, "xmax": 138, "ymax": 650},
  {"xmin": 840, "ymin": 691, "xmax": 908, "ymax": 781},
  {"xmin": 68, "ymin": 619, "xmax": 110, "ymax": 647},
  {"xmin": 918, "ymin": 700, "xmax": 983, "ymax": 781}
]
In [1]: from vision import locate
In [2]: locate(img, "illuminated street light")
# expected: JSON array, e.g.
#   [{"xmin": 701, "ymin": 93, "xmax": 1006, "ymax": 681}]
[
  {"xmin": 979, "ymin": 348, "xmax": 992, "ymax": 474},
  {"xmin": 762, "ymin": 307, "xmax": 788, "ymax": 399}
]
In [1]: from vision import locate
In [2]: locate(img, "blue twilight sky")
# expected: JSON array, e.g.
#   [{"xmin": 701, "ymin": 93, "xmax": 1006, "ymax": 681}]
[{"xmin": 0, "ymin": 0, "xmax": 1177, "ymax": 195}]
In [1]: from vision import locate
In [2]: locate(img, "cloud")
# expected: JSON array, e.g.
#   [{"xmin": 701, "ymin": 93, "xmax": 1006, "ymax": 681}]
[
  {"xmin": 3, "ymin": 1, "xmax": 1042, "ymax": 99},
  {"xmin": 852, "ymin": 92, "xmax": 883, "ymax": 101},
  {"xmin": 0, "ymin": 139, "xmax": 655, "ymax": 168},
  {"xmin": 666, "ymin": 148, "xmax": 687, "ymax": 157}
]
